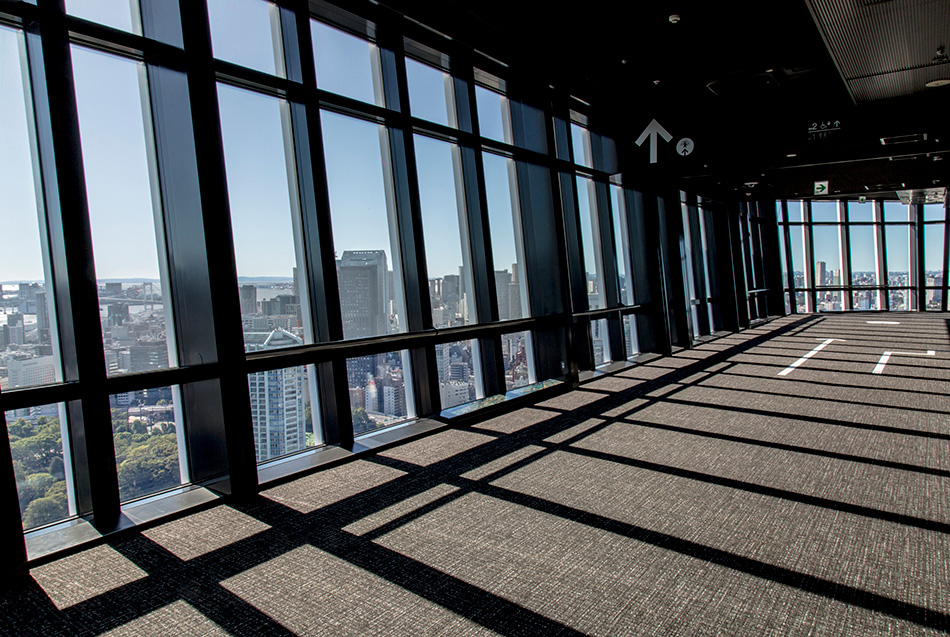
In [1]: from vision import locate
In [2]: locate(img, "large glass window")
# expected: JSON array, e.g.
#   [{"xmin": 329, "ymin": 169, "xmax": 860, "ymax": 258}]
[
  {"xmin": 311, "ymin": 21, "xmax": 383, "ymax": 107},
  {"xmin": 218, "ymin": 84, "xmax": 310, "ymax": 350},
  {"xmin": 415, "ymin": 135, "xmax": 474, "ymax": 328},
  {"xmin": 346, "ymin": 350, "xmax": 413, "ymax": 436},
  {"xmin": 575, "ymin": 176, "xmax": 605, "ymax": 310},
  {"xmin": 501, "ymin": 331, "xmax": 533, "ymax": 391},
  {"xmin": 208, "ymin": 0, "xmax": 285, "ymax": 77},
  {"xmin": 0, "ymin": 27, "xmax": 60, "ymax": 390},
  {"xmin": 110, "ymin": 387, "xmax": 186, "ymax": 502},
  {"xmin": 67, "ymin": 0, "xmax": 141, "ymax": 34},
  {"xmin": 848, "ymin": 200, "xmax": 875, "ymax": 222},
  {"xmin": 321, "ymin": 112, "xmax": 405, "ymax": 339},
  {"xmin": 247, "ymin": 364, "xmax": 320, "ymax": 462},
  {"xmin": 849, "ymin": 225, "xmax": 877, "ymax": 286},
  {"xmin": 5, "ymin": 404, "xmax": 73, "ymax": 530},
  {"xmin": 72, "ymin": 46, "xmax": 175, "ymax": 376},
  {"xmin": 405, "ymin": 58, "xmax": 455, "ymax": 127},
  {"xmin": 483, "ymin": 153, "xmax": 527, "ymax": 321},
  {"xmin": 923, "ymin": 222, "xmax": 945, "ymax": 310},
  {"xmin": 436, "ymin": 340, "xmax": 480, "ymax": 409},
  {"xmin": 811, "ymin": 201, "xmax": 839, "ymax": 223},
  {"xmin": 475, "ymin": 85, "xmax": 510, "ymax": 143}
]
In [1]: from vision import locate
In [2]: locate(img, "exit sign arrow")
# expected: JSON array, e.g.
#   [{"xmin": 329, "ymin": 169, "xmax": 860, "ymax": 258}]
[{"xmin": 636, "ymin": 119, "xmax": 673, "ymax": 164}]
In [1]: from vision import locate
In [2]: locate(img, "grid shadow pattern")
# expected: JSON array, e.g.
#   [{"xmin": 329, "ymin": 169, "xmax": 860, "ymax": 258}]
[{"xmin": 1, "ymin": 314, "xmax": 948, "ymax": 636}]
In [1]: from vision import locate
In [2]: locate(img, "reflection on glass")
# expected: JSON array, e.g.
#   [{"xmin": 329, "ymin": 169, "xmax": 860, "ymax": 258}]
[
  {"xmin": 591, "ymin": 318, "xmax": 610, "ymax": 366},
  {"xmin": 66, "ymin": 0, "xmax": 140, "ymax": 34},
  {"xmin": 247, "ymin": 364, "xmax": 319, "ymax": 462},
  {"xmin": 208, "ymin": 0, "xmax": 284, "ymax": 77},
  {"xmin": 849, "ymin": 225, "xmax": 877, "ymax": 285},
  {"xmin": 923, "ymin": 204, "xmax": 947, "ymax": 222},
  {"xmin": 885, "ymin": 224, "xmax": 910, "ymax": 288},
  {"xmin": 812, "ymin": 225, "xmax": 841, "ymax": 288},
  {"xmin": 610, "ymin": 185, "xmax": 633, "ymax": 305},
  {"xmin": 923, "ymin": 222, "xmax": 945, "ymax": 310},
  {"xmin": 347, "ymin": 350, "xmax": 413, "ymax": 436},
  {"xmin": 623, "ymin": 315, "xmax": 639, "ymax": 357},
  {"xmin": 110, "ymin": 388, "xmax": 185, "ymax": 503},
  {"xmin": 218, "ymin": 84, "xmax": 310, "ymax": 351},
  {"xmin": 436, "ymin": 340, "xmax": 480, "ymax": 409},
  {"xmin": 811, "ymin": 201, "xmax": 839, "ymax": 223},
  {"xmin": 415, "ymin": 135, "xmax": 474, "ymax": 327},
  {"xmin": 571, "ymin": 123, "xmax": 591, "ymax": 168},
  {"xmin": 576, "ymin": 176, "xmax": 605, "ymax": 309},
  {"xmin": 0, "ymin": 27, "xmax": 61, "ymax": 391},
  {"xmin": 848, "ymin": 200, "xmax": 874, "ymax": 222},
  {"xmin": 311, "ymin": 21, "xmax": 383, "ymax": 106},
  {"xmin": 502, "ymin": 331, "xmax": 533, "ymax": 391},
  {"xmin": 475, "ymin": 85, "xmax": 510, "ymax": 143},
  {"xmin": 483, "ymin": 153, "xmax": 527, "ymax": 321},
  {"xmin": 406, "ymin": 58, "xmax": 455, "ymax": 127},
  {"xmin": 884, "ymin": 202, "xmax": 908, "ymax": 223},
  {"xmin": 778, "ymin": 223, "xmax": 789, "ymax": 289},
  {"xmin": 322, "ymin": 112, "xmax": 404, "ymax": 339},
  {"xmin": 5, "ymin": 403, "xmax": 73, "ymax": 530},
  {"xmin": 72, "ymin": 46, "xmax": 175, "ymax": 377}
]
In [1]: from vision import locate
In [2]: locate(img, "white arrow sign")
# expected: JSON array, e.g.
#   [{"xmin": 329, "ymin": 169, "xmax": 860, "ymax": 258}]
[
  {"xmin": 636, "ymin": 119, "xmax": 673, "ymax": 164},
  {"xmin": 872, "ymin": 350, "xmax": 935, "ymax": 374}
]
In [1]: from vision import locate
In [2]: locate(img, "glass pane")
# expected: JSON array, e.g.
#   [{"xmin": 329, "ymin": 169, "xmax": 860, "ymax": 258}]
[
  {"xmin": 513, "ymin": 101, "xmax": 548, "ymax": 154},
  {"xmin": 623, "ymin": 315, "xmax": 639, "ymax": 357},
  {"xmin": 436, "ymin": 340, "xmax": 480, "ymax": 409},
  {"xmin": 812, "ymin": 225, "xmax": 841, "ymax": 287},
  {"xmin": 885, "ymin": 225, "xmax": 910, "ymax": 287},
  {"xmin": 0, "ymin": 27, "xmax": 60, "ymax": 390},
  {"xmin": 591, "ymin": 318, "xmax": 610, "ymax": 366},
  {"xmin": 248, "ymin": 364, "xmax": 319, "ymax": 463},
  {"xmin": 475, "ymin": 85, "xmax": 510, "ymax": 143},
  {"xmin": 415, "ymin": 135, "xmax": 474, "ymax": 328},
  {"xmin": 889, "ymin": 289, "xmax": 910, "ymax": 311},
  {"xmin": 218, "ymin": 84, "xmax": 309, "ymax": 350},
  {"xmin": 849, "ymin": 225, "xmax": 877, "ymax": 285},
  {"xmin": 923, "ymin": 204, "xmax": 946, "ymax": 222},
  {"xmin": 924, "ymin": 223, "xmax": 946, "ymax": 277},
  {"xmin": 111, "ymin": 387, "xmax": 185, "ymax": 503},
  {"xmin": 72, "ymin": 47, "xmax": 174, "ymax": 377},
  {"xmin": 311, "ymin": 21, "xmax": 382, "ymax": 107},
  {"xmin": 884, "ymin": 201, "xmax": 908, "ymax": 222},
  {"xmin": 777, "ymin": 224, "xmax": 789, "ymax": 288},
  {"xmin": 848, "ymin": 200, "xmax": 874, "ymax": 222},
  {"xmin": 66, "ymin": 0, "xmax": 140, "ymax": 34},
  {"xmin": 571, "ymin": 123, "xmax": 591, "ymax": 168},
  {"xmin": 322, "ymin": 112, "xmax": 404, "ymax": 338},
  {"xmin": 610, "ymin": 185, "xmax": 633, "ymax": 305},
  {"xmin": 406, "ymin": 58, "xmax": 454, "ymax": 127},
  {"xmin": 208, "ymin": 0, "xmax": 284, "ymax": 77},
  {"xmin": 785, "ymin": 292, "xmax": 792, "ymax": 314},
  {"xmin": 811, "ymin": 201, "xmax": 839, "ymax": 223},
  {"xmin": 347, "ymin": 351, "xmax": 413, "ymax": 436},
  {"xmin": 787, "ymin": 200, "xmax": 804, "ymax": 223},
  {"xmin": 483, "ymin": 153, "xmax": 527, "ymax": 321},
  {"xmin": 576, "ymin": 176, "xmax": 605, "ymax": 309},
  {"xmin": 816, "ymin": 289, "xmax": 843, "ymax": 311},
  {"xmin": 852, "ymin": 290, "xmax": 880, "ymax": 310},
  {"xmin": 502, "ymin": 331, "xmax": 533, "ymax": 391},
  {"xmin": 6, "ymin": 403, "xmax": 73, "ymax": 530},
  {"xmin": 790, "ymin": 224, "xmax": 806, "ymax": 288}
]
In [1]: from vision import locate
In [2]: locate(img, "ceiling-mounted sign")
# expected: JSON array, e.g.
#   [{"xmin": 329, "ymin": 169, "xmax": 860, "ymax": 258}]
[
  {"xmin": 807, "ymin": 120, "xmax": 841, "ymax": 141},
  {"xmin": 675, "ymin": 138, "xmax": 694, "ymax": 156},
  {"xmin": 636, "ymin": 119, "xmax": 673, "ymax": 164},
  {"xmin": 814, "ymin": 181, "xmax": 829, "ymax": 195}
]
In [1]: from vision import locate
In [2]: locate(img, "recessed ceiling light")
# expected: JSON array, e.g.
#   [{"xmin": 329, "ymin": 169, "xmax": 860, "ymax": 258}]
[
  {"xmin": 786, "ymin": 153, "xmax": 797, "ymax": 157},
  {"xmin": 669, "ymin": 14, "xmax": 681, "ymax": 23},
  {"xmin": 926, "ymin": 79, "xmax": 950, "ymax": 88}
]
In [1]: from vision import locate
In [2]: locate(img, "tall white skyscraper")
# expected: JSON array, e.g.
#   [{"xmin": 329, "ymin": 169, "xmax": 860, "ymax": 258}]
[{"xmin": 245, "ymin": 329, "xmax": 307, "ymax": 461}]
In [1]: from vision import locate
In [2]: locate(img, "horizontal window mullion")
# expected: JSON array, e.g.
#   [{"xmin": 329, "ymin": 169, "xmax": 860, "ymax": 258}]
[{"xmin": 0, "ymin": 383, "xmax": 82, "ymax": 412}]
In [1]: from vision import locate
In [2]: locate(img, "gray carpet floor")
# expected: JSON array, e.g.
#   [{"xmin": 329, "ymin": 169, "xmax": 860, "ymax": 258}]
[{"xmin": 2, "ymin": 313, "xmax": 948, "ymax": 635}]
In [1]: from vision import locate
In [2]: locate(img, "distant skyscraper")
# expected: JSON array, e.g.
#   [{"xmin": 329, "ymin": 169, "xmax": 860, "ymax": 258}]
[
  {"xmin": 245, "ymin": 329, "xmax": 307, "ymax": 461},
  {"xmin": 494, "ymin": 270, "xmax": 511, "ymax": 320},
  {"xmin": 8, "ymin": 356, "xmax": 57, "ymax": 388},
  {"xmin": 35, "ymin": 290, "xmax": 51, "ymax": 344},
  {"xmin": 337, "ymin": 250, "xmax": 390, "ymax": 338},
  {"xmin": 816, "ymin": 261, "xmax": 827, "ymax": 287},
  {"xmin": 239, "ymin": 285, "xmax": 258, "ymax": 315}
]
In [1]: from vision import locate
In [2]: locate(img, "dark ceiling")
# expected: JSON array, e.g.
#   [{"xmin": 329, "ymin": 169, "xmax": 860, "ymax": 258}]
[{"xmin": 379, "ymin": 0, "xmax": 950, "ymax": 202}]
